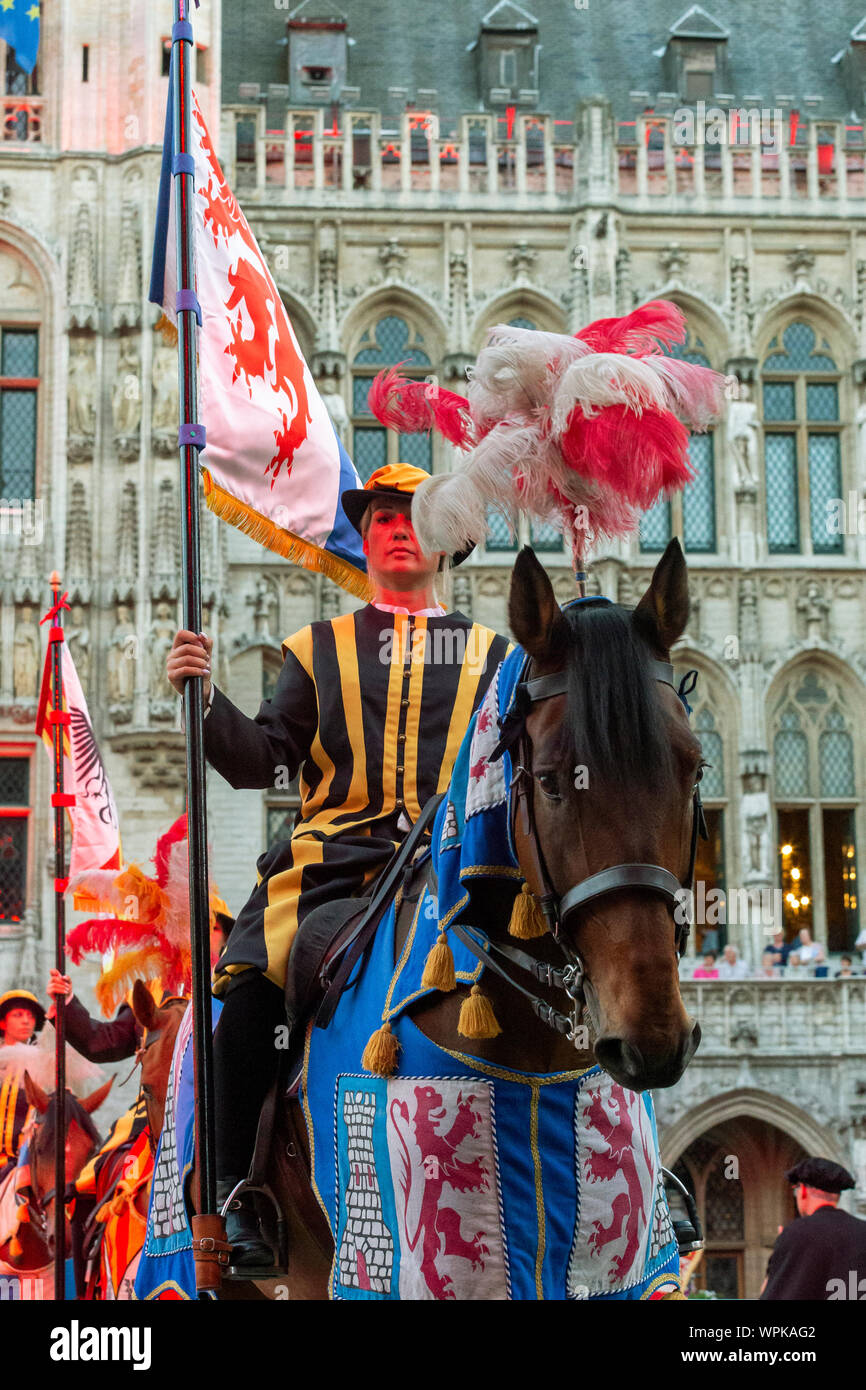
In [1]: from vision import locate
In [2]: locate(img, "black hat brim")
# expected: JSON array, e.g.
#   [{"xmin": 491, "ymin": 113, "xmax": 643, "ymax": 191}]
[{"xmin": 341, "ymin": 486, "xmax": 474, "ymax": 568}]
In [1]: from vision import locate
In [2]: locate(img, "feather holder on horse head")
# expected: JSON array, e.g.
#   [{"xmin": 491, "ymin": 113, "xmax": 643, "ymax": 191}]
[{"xmin": 367, "ymin": 299, "xmax": 729, "ymax": 593}]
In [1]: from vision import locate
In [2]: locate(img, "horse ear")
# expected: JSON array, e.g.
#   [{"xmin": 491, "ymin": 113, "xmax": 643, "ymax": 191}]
[
  {"xmin": 22, "ymin": 1071, "xmax": 49, "ymax": 1113},
  {"xmin": 508, "ymin": 548, "xmax": 568, "ymax": 664},
  {"xmin": 632, "ymin": 537, "xmax": 689, "ymax": 654},
  {"xmin": 130, "ymin": 978, "xmax": 160, "ymax": 1031},
  {"xmin": 80, "ymin": 1076, "xmax": 114, "ymax": 1114}
]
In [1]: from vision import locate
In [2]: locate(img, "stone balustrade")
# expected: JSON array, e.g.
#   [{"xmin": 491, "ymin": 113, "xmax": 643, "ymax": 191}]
[
  {"xmin": 680, "ymin": 977, "xmax": 866, "ymax": 1057},
  {"xmin": 219, "ymin": 100, "xmax": 865, "ymax": 213}
]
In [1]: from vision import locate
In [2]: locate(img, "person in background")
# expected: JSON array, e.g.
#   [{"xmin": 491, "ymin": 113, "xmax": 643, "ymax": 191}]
[
  {"xmin": 788, "ymin": 927, "xmax": 825, "ymax": 971},
  {"xmin": 836, "ymin": 954, "xmax": 858, "ymax": 979},
  {"xmin": 761, "ymin": 1158, "xmax": 866, "ymax": 1300},
  {"xmin": 765, "ymin": 930, "xmax": 790, "ymax": 970},
  {"xmin": 0, "ymin": 989, "xmax": 46, "ymax": 1179},
  {"xmin": 717, "ymin": 943, "xmax": 750, "ymax": 980},
  {"xmin": 692, "ymin": 951, "xmax": 719, "ymax": 980},
  {"xmin": 756, "ymin": 948, "xmax": 781, "ymax": 978}
]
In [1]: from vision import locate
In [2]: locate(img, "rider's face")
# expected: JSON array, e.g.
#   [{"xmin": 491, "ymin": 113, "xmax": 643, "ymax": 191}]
[
  {"xmin": 1, "ymin": 1007, "xmax": 37, "ymax": 1044},
  {"xmin": 363, "ymin": 504, "xmax": 442, "ymax": 591}
]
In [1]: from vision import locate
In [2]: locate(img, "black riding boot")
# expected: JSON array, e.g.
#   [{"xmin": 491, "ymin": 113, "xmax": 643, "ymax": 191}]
[
  {"xmin": 214, "ymin": 972, "xmax": 286, "ymax": 1271},
  {"xmin": 217, "ymin": 1178, "xmax": 276, "ymax": 1270}
]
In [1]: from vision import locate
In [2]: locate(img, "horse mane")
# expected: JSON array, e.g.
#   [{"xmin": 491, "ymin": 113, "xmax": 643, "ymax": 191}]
[
  {"xmin": 31, "ymin": 1089, "xmax": 102, "ymax": 1156},
  {"xmin": 561, "ymin": 601, "xmax": 674, "ymax": 791}
]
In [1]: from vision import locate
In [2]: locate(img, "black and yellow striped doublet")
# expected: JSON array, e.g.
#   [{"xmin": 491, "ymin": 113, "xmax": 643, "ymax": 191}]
[{"xmin": 206, "ymin": 605, "xmax": 509, "ymax": 992}]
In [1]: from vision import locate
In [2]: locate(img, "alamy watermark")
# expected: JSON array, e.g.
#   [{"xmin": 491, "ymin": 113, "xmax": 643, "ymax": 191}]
[
  {"xmin": 673, "ymin": 101, "xmax": 784, "ymax": 153},
  {"xmin": 0, "ymin": 498, "xmax": 43, "ymax": 545},
  {"xmin": 675, "ymin": 883, "xmax": 783, "ymax": 927}
]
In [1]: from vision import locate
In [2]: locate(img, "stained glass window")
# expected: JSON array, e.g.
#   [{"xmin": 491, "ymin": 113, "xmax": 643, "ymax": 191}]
[
  {"xmin": 639, "ymin": 498, "xmax": 672, "ymax": 552},
  {"xmin": 694, "ymin": 709, "xmax": 724, "ymax": 799},
  {"xmin": 762, "ymin": 382, "xmax": 795, "ymax": 421},
  {"xmin": 763, "ymin": 322, "xmax": 837, "ymax": 372},
  {"xmin": 765, "ymin": 434, "xmax": 799, "ymax": 552},
  {"xmin": 530, "ymin": 518, "xmax": 564, "ymax": 552},
  {"xmin": 819, "ymin": 709, "xmax": 855, "ymax": 798},
  {"xmin": 0, "ymin": 759, "xmax": 29, "ymax": 805},
  {"xmin": 774, "ymin": 709, "xmax": 810, "ymax": 798},
  {"xmin": 352, "ymin": 316, "xmax": 433, "ymax": 476},
  {"xmin": 0, "ymin": 328, "xmax": 38, "ymax": 499},
  {"xmin": 486, "ymin": 507, "xmax": 517, "ymax": 552},
  {"xmin": 705, "ymin": 1160, "xmax": 744, "ymax": 1241},
  {"xmin": 809, "ymin": 434, "xmax": 842, "ymax": 554},
  {"xmin": 0, "ymin": 818, "xmax": 26, "ymax": 923},
  {"xmin": 683, "ymin": 433, "xmax": 716, "ymax": 552}
]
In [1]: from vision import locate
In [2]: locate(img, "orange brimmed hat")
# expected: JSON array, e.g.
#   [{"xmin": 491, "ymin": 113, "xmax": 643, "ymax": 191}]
[
  {"xmin": 341, "ymin": 464, "xmax": 474, "ymax": 566},
  {"xmin": 0, "ymin": 989, "xmax": 46, "ymax": 1033}
]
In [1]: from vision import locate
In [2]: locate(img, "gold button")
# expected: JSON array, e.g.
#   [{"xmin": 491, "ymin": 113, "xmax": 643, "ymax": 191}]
[
  {"xmin": 397, "ymin": 733, "xmax": 406, "ymax": 743},
  {"xmin": 396, "ymin": 765, "xmax": 404, "ymax": 774}
]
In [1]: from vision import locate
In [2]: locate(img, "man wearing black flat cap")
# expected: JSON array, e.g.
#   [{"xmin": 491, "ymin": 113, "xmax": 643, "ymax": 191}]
[{"xmin": 760, "ymin": 1157, "xmax": 866, "ymax": 1299}]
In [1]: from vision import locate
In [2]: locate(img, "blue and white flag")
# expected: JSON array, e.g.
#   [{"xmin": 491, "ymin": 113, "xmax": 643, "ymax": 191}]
[{"xmin": 149, "ymin": 82, "xmax": 370, "ymax": 599}]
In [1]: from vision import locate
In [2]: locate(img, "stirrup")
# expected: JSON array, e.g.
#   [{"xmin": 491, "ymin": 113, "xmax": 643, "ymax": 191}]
[{"xmin": 220, "ymin": 1178, "xmax": 287, "ymax": 1279}]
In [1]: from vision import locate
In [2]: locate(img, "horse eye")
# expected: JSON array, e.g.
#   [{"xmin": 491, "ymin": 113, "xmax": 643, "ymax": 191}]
[{"xmin": 537, "ymin": 771, "xmax": 560, "ymax": 798}]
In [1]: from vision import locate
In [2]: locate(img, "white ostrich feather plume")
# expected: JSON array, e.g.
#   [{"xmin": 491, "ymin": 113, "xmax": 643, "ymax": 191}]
[{"xmin": 0, "ymin": 1034, "xmax": 106, "ymax": 1094}]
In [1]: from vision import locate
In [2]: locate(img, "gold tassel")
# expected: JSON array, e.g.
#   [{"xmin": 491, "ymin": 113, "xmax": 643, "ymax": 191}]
[
  {"xmin": 362, "ymin": 1020, "xmax": 400, "ymax": 1076},
  {"xmin": 421, "ymin": 932, "xmax": 457, "ymax": 991},
  {"xmin": 508, "ymin": 883, "xmax": 549, "ymax": 939},
  {"xmin": 660, "ymin": 1289, "xmax": 687, "ymax": 1300},
  {"xmin": 458, "ymin": 985, "xmax": 502, "ymax": 1040}
]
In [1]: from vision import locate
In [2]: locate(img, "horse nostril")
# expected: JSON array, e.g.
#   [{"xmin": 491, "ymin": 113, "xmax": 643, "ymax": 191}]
[{"xmin": 594, "ymin": 1036, "xmax": 645, "ymax": 1085}]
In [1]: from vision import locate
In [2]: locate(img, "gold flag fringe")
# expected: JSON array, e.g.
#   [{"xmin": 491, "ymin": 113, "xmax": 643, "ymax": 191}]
[{"xmin": 203, "ymin": 472, "xmax": 375, "ymax": 602}]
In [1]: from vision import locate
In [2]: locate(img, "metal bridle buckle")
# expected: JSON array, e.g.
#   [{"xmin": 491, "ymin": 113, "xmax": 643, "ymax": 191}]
[{"xmin": 561, "ymin": 962, "xmax": 584, "ymax": 1000}]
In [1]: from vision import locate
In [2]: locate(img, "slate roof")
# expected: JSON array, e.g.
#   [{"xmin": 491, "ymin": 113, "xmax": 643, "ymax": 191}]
[{"xmin": 221, "ymin": 0, "xmax": 866, "ymax": 126}]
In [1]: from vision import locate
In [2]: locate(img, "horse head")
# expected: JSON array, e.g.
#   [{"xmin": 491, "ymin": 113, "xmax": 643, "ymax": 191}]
[
  {"xmin": 131, "ymin": 981, "xmax": 188, "ymax": 1150},
  {"xmin": 507, "ymin": 540, "xmax": 702, "ymax": 1092},
  {"xmin": 3, "ymin": 1072, "xmax": 114, "ymax": 1266}
]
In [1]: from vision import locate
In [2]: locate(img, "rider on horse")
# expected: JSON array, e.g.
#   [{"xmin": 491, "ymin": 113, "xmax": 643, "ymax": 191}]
[
  {"xmin": 0, "ymin": 990, "xmax": 46, "ymax": 1180},
  {"xmin": 167, "ymin": 463, "xmax": 510, "ymax": 1267}
]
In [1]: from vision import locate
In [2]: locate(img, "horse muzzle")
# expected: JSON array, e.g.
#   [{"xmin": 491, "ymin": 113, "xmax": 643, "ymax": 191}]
[{"xmin": 594, "ymin": 1018, "xmax": 701, "ymax": 1092}]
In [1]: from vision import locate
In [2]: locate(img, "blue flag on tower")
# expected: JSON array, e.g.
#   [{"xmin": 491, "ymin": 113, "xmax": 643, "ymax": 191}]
[{"xmin": 0, "ymin": 0, "xmax": 41, "ymax": 74}]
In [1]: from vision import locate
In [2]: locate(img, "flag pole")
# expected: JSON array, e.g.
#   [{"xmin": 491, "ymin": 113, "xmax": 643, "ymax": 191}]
[
  {"xmin": 46, "ymin": 571, "xmax": 69, "ymax": 1298},
  {"xmin": 170, "ymin": 0, "xmax": 222, "ymax": 1293}
]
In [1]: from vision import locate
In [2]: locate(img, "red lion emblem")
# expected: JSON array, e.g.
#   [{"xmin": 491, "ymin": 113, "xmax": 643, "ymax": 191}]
[
  {"xmin": 390, "ymin": 1085, "xmax": 490, "ymax": 1299},
  {"xmin": 583, "ymin": 1087, "xmax": 653, "ymax": 1279}
]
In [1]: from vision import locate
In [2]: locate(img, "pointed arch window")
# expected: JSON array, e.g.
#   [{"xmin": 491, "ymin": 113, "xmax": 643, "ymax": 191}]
[
  {"xmin": 0, "ymin": 327, "xmax": 38, "ymax": 498},
  {"xmin": 761, "ymin": 321, "xmax": 842, "ymax": 556},
  {"xmin": 692, "ymin": 704, "xmax": 727, "ymax": 951},
  {"xmin": 351, "ymin": 315, "xmax": 433, "ymax": 482},
  {"xmin": 640, "ymin": 335, "xmax": 716, "ymax": 554},
  {"xmin": 772, "ymin": 674, "xmax": 860, "ymax": 952}
]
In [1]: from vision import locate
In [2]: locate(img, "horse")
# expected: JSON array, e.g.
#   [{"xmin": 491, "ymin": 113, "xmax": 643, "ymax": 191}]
[
  {"xmin": 0, "ymin": 1073, "xmax": 114, "ymax": 1298},
  {"xmin": 138, "ymin": 539, "xmax": 702, "ymax": 1300}
]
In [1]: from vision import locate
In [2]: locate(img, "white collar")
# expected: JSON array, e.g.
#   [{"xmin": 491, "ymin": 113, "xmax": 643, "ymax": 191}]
[{"xmin": 372, "ymin": 601, "xmax": 446, "ymax": 618}]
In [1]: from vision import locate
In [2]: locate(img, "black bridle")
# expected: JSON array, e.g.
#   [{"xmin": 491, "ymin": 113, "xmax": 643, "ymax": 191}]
[{"xmin": 448, "ymin": 639, "xmax": 707, "ymax": 1048}]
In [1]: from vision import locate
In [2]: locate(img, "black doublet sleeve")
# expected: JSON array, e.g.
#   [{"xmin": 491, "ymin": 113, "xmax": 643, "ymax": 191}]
[
  {"xmin": 203, "ymin": 645, "xmax": 318, "ymax": 790},
  {"xmin": 53, "ymin": 996, "xmax": 140, "ymax": 1063}
]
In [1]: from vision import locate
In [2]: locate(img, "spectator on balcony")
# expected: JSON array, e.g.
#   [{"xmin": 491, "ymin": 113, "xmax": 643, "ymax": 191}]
[
  {"xmin": 756, "ymin": 948, "xmax": 782, "ymax": 979},
  {"xmin": 788, "ymin": 928, "xmax": 825, "ymax": 971},
  {"xmin": 717, "ymin": 944, "xmax": 750, "ymax": 980},
  {"xmin": 692, "ymin": 951, "xmax": 719, "ymax": 979},
  {"xmin": 765, "ymin": 930, "xmax": 791, "ymax": 969},
  {"xmin": 854, "ymin": 926, "xmax": 866, "ymax": 963},
  {"xmin": 836, "ymin": 955, "xmax": 858, "ymax": 979}
]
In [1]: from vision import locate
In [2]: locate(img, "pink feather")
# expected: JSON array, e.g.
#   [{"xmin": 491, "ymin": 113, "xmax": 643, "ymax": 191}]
[
  {"xmin": 576, "ymin": 300, "xmax": 687, "ymax": 357},
  {"xmin": 368, "ymin": 365, "xmax": 474, "ymax": 448},
  {"xmin": 560, "ymin": 405, "xmax": 693, "ymax": 508}
]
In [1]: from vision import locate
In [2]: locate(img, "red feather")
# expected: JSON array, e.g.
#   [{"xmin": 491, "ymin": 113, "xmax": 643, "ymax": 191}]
[
  {"xmin": 576, "ymin": 300, "xmax": 687, "ymax": 357},
  {"xmin": 368, "ymin": 365, "xmax": 474, "ymax": 448},
  {"xmin": 560, "ymin": 404, "xmax": 693, "ymax": 508},
  {"xmin": 66, "ymin": 918, "xmax": 162, "ymax": 966},
  {"xmin": 153, "ymin": 813, "xmax": 187, "ymax": 889}
]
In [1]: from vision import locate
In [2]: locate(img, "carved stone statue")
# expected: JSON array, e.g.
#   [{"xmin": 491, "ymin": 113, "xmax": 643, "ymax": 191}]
[
  {"xmin": 148, "ymin": 600, "xmax": 176, "ymax": 701},
  {"xmin": 321, "ymin": 389, "xmax": 349, "ymax": 443},
  {"xmin": 152, "ymin": 340, "xmax": 179, "ymax": 433},
  {"xmin": 112, "ymin": 336, "xmax": 142, "ymax": 437},
  {"xmin": 741, "ymin": 785, "xmax": 771, "ymax": 883},
  {"xmin": 12, "ymin": 604, "xmax": 40, "ymax": 701},
  {"xmin": 248, "ymin": 577, "xmax": 277, "ymax": 642},
  {"xmin": 727, "ymin": 381, "xmax": 760, "ymax": 490},
  {"xmin": 107, "ymin": 603, "xmax": 137, "ymax": 703},
  {"xmin": 797, "ymin": 581, "xmax": 830, "ymax": 643},
  {"xmin": 65, "ymin": 603, "xmax": 91, "ymax": 689},
  {"xmin": 67, "ymin": 339, "xmax": 97, "ymax": 438}
]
